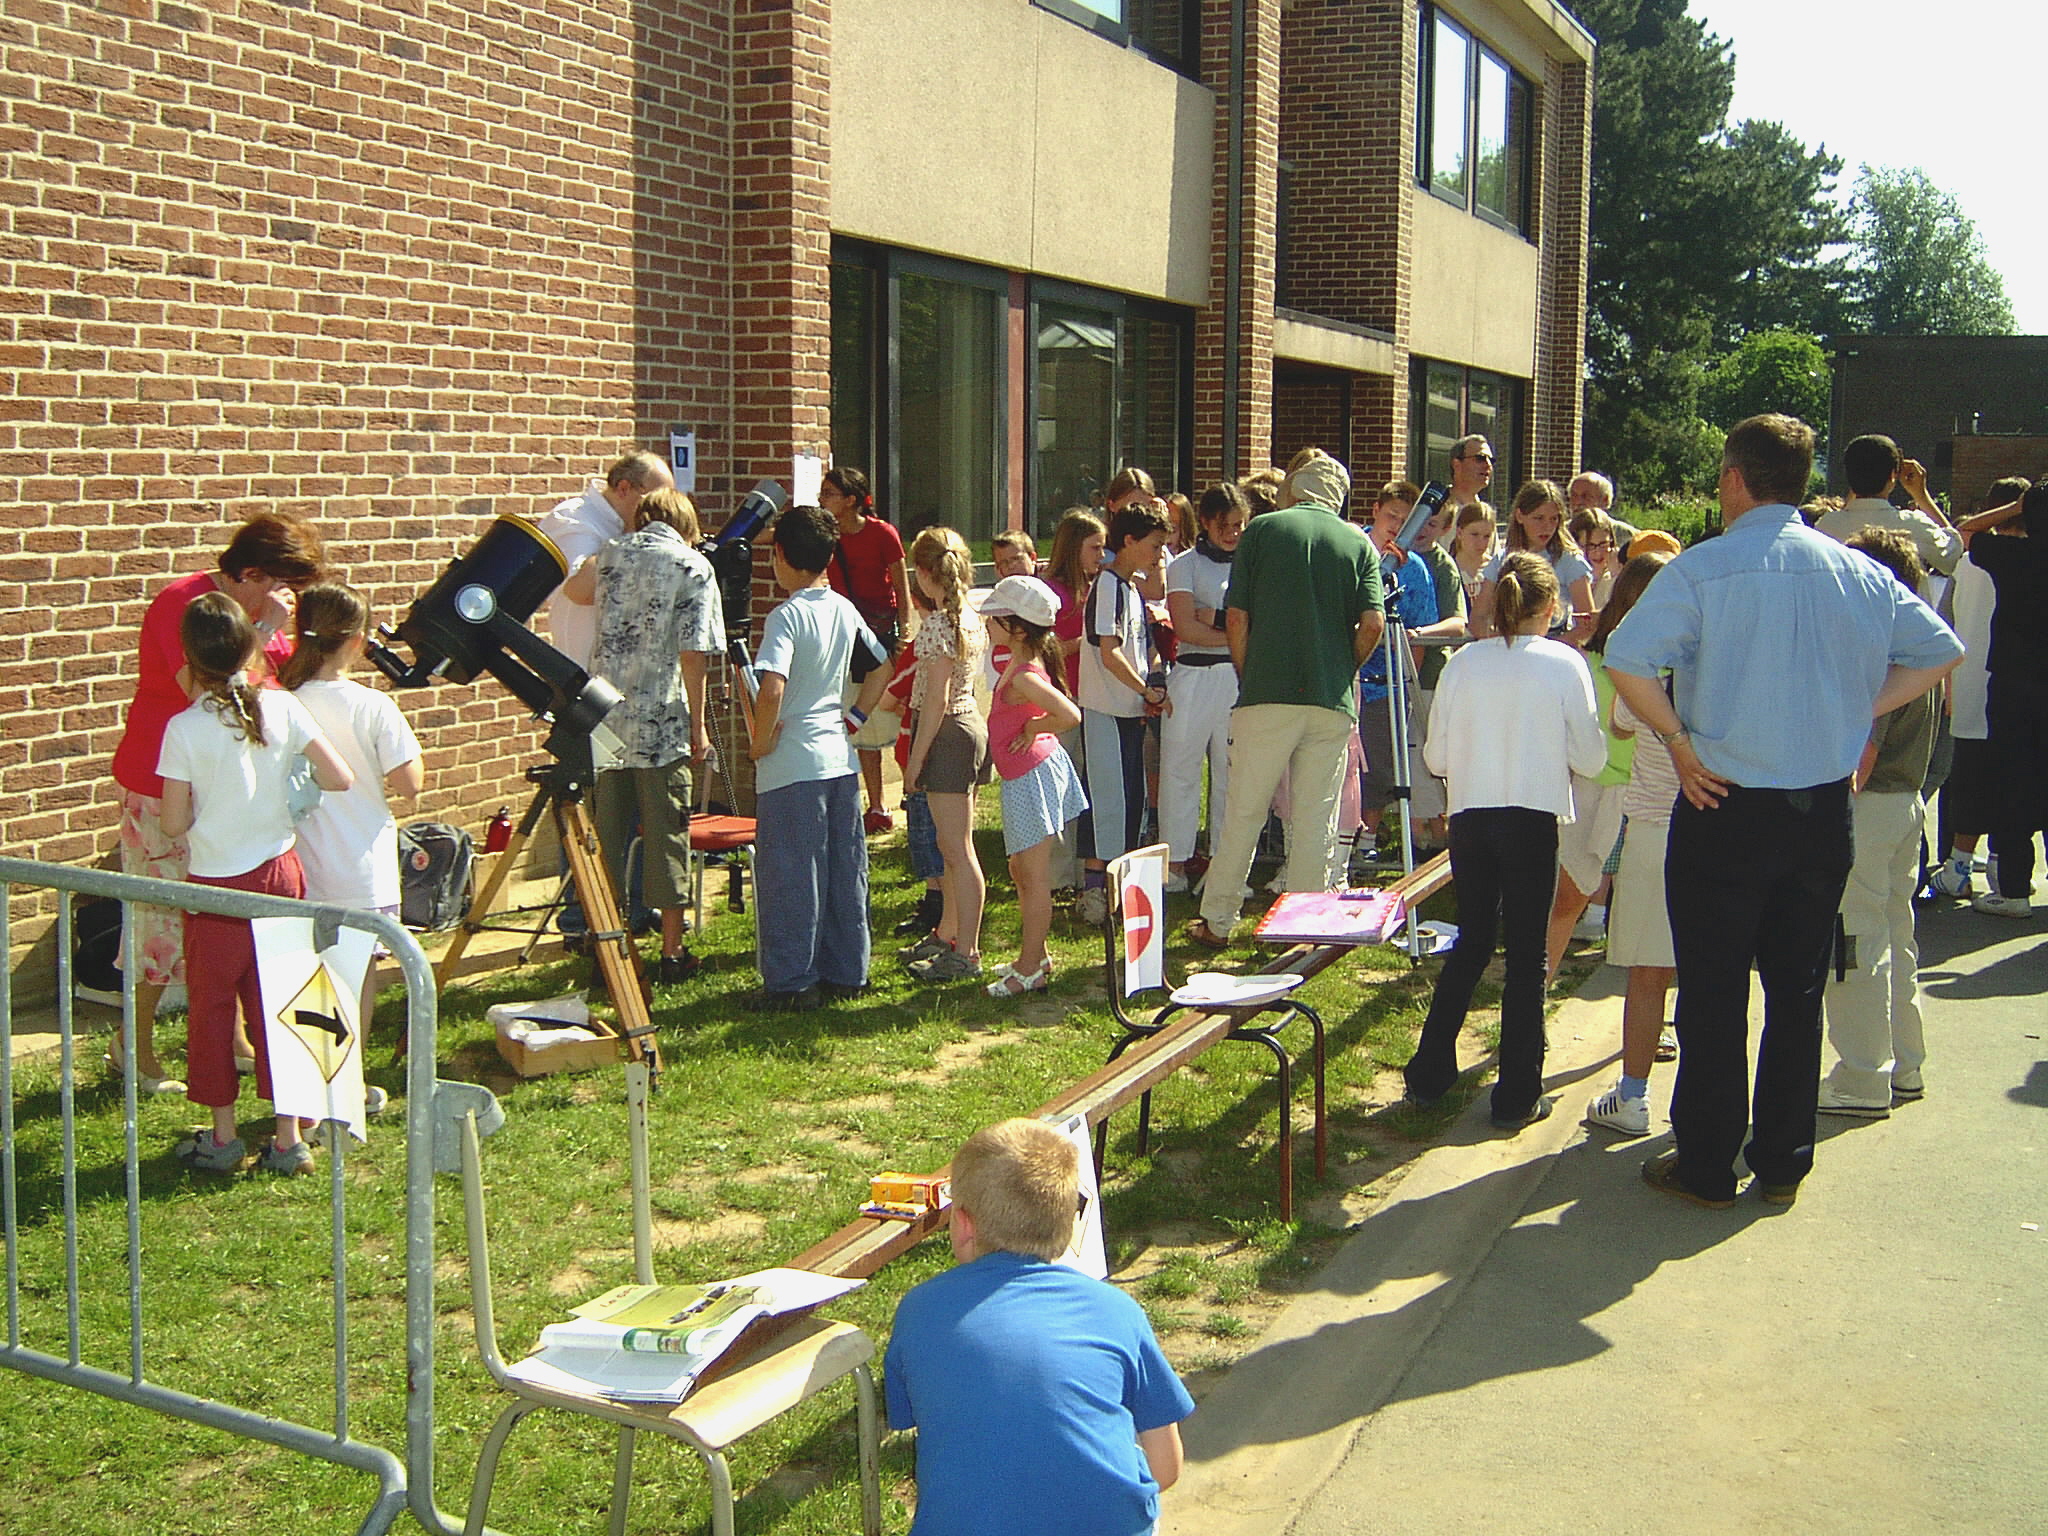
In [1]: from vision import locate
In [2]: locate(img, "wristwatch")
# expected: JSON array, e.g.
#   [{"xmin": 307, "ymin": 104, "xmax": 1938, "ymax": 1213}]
[{"xmin": 1654, "ymin": 725, "xmax": 1689, "ymax": 746}]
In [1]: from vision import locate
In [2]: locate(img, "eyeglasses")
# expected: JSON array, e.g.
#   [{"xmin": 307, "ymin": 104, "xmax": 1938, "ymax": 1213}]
[{"xmin": 1460, "ymin": 452, "xmax": 1495, "ymax": 464}]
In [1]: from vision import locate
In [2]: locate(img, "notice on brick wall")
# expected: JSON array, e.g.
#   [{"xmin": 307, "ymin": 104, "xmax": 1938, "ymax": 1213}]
[{"xmin": 669, "ymin": 426, "xmax": 697, "ymax": 493}]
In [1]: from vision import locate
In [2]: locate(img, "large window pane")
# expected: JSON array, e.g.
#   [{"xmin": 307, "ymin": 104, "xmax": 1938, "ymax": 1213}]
[
  {"xmin": 897, "ymin": 273, "xmax": 1002, "ymax": 547},
  {"xmin": 1430, "ymin": 16, "xmax": 1470, "ymax": 203},
  {"xmin": 1474, "ymin": 52, "xmax": 1510, "ymax": 220},
  {"xmin": 1035, "ymin": 302, "xmax": 1118, "ymax": 535},
  {"xmin": 829, "ymin": 260, "xmax": 876, "ymax": 481},
  {"xmin": 1120, "ymin": 315, "xmax": 1184, "ymax": 499},
  {"xmin": 1417, "ymin": 362, "xmax": 1463, "ymax": 486}
]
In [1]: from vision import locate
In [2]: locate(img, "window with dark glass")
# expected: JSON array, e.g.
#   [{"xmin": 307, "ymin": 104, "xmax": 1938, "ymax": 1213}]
[
  {"xmin": 828, "ymin": 242, "xmax": 1008, "ymax": 551},
  {"xmin": 1030, "ymin": 282, "xmax": 1192, "ymax": 538},
  {"xmin": 1417, "ymin": 5, "xmax": 1533, "ymax": 235},
  {"xmin": 1408, "ymin": 357, "xmax": 1523, "ymax": 490}
]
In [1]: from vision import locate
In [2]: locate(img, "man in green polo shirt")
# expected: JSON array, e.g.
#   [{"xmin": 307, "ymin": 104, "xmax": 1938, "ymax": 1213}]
[{"xmin": 1188, "ymin": 450, "xmax": 1385, "ymax": 947}]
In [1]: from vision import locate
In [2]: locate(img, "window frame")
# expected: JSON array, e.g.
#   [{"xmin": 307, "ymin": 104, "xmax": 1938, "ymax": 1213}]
[
  {"xmin": 1407, "ymin": 356, "xmax": 1525, "ymax": 492},
  {"xmin": 829, "ymin": 238, "xmax": 1011, "ymax": 546},
  {"xmin": 1030, "ymin": 0, "xmax": 1202, "ymax": 80},
  {"xmin": 1026, "ymin": 275, "xmax": 1195, "ymax": 537},
  {"xmin": 1415, "ymin": 4, "xmax": 1534, "ymax": 238}
]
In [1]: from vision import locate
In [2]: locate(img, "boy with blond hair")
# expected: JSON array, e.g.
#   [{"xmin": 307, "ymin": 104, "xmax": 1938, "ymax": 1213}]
[{"xmin": 884, "ymin": 1119, "xmax": 1194, "ymax": 1535}]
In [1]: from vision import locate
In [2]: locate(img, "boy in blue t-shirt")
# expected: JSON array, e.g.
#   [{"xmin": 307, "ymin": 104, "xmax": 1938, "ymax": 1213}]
[
  {"xmin": 745, "ymin": 504, "xmax": 891, "ymax": 1012},
  {"xmin": 885, "ymin": 1119, "xmax": 1194, "ymax": 1536}
]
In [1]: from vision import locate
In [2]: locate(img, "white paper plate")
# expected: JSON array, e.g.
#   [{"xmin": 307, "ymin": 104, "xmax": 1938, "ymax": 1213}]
[{"xmin": 1170, "ymin": 971, "xmax": 1307, "ymax": 1009}]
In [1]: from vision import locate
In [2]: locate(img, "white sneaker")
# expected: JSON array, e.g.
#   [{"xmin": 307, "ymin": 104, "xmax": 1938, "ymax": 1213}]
[
  {"xmin": 1817, "ymin": 1088, "xmax": 1890, "ymax": 1118},
  {"xmin": 1075, "ymin": 887, "xmax": 1109, "ymax": 927},
  {"xmin": 1928, "ymin": 861, "xmax": 1973, "ymax": 898},
  {"xmin": 1572, "ymin": 905, "xmax": 1608, "ymax": 943},
  {"xmin": 1584, "ymin": 1085, "xmax": 1650, "ymax": 1137},
  {"xmin": 1162, "ymin": 870, "xmax": 1189, "ymax": 894},
  {"xmin": 1973, "ymin": 893, "xmax": 2033, "ymax": 919}
]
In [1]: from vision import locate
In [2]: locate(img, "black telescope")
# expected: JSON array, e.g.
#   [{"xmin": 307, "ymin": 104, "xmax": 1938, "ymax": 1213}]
[{"xmin": 367, "ymin": 514, "xmax": 621, "ymax": 770}]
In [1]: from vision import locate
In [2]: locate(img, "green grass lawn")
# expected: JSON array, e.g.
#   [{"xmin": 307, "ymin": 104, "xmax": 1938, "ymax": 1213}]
[{"xmin": 0, "ymin": 816, "xmax": 1538, "ymax": 1534}]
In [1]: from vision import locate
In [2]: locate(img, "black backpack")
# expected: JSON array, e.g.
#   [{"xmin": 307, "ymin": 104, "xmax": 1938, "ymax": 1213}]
[
  {"xmin": 74, "ymin": 897, "xmax": 123, "ymax": 993},
  {"xmin": 397, "ymin": 821, "xmax": 475, "ymax": 932}
]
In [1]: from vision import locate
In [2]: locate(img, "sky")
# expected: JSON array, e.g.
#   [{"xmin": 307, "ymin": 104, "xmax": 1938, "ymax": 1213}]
[{"xmin": 1684, "ymin": 0, "xmax": 2048, "ymax": 333}]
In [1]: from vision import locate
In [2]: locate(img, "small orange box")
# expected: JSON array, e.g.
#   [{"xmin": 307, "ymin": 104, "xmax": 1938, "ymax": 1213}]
[{"xmin": 868, "ymin": 1172, "xmax": 949, "ymax": 1211}]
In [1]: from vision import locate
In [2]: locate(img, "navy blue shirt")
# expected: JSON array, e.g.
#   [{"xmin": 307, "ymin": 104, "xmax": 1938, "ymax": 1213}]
[
  {"xmin": 1605, "ymin": 503, "xmax": 1961, "ymax": 789},
  {"xmin": 885, "ymin": 1251, "xmax": 1194, "ymax": 1536}
]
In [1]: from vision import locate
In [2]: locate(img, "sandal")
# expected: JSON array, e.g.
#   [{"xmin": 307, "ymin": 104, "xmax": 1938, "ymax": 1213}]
[
  {"xmin": 984, "ymin": 961, "xmax": 1052, "ymax": 998},
  {"xmin": 1183, "ymin": 917, "xmax": 1230, "ymax": 951},
  {"xmin": 104, "ymin": 1046, "xmax": 185, "ymax": 1098}
]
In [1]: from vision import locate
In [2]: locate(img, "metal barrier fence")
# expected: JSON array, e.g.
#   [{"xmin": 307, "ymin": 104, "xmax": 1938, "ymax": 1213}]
[{"xmin": 0, "ymin": 857, "xmax": 505, "ymax": 1536}]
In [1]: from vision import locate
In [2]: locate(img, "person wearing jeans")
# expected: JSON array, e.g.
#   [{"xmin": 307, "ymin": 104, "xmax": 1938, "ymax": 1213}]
[{"xmin": 1400, "ymin": 553, "xmax": 1606, "ymax": 1128}]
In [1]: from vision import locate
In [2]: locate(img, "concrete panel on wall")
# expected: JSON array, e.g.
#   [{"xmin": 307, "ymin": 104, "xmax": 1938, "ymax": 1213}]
[
  {"xmin": 1274, "ymin": 314, "xmax": 1397, "ymax": 378},
  {"xmin": 1406, "ymin": 191, "xmax": 1539, "ymax": 377},
  {"xmin": 833, "ymin": 0, "xmax": 1213, "ymax": 306}
]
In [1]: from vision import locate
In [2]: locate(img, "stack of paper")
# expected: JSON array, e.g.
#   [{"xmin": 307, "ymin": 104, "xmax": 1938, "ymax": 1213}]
[{"xmin": 505, "ymin": 1267, "xmax": 863, "ymax": 1402}]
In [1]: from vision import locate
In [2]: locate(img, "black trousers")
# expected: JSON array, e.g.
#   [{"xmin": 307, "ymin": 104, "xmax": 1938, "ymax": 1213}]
[
  {"xmin": 1986, "ymin": 671, "xmax": 2048, "ymax": 898},
  {"xmin": 1405, "ymin": 807, "xmax": 1557, "ymax": 1118},
  {"xmin": 1665, "ymin": 780, "xmax": 1853, "ymax": 1200}
]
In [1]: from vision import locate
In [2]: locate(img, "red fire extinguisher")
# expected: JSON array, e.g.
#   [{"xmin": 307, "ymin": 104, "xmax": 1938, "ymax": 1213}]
[{"xmin": 484, "ymin": 806, "xmax": 513, "ymax": 854}]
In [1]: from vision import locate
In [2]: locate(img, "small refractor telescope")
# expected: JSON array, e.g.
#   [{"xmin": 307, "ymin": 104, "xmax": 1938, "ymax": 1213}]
[{"xmin": 366, "ymin": 513, "xmax": 622, "ymax": 773}]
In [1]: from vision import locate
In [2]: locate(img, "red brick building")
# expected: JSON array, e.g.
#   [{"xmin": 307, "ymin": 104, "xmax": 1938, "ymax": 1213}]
[{"xmin": 2, "ymin": 0, "xmax": 1591, "ymax": 970}]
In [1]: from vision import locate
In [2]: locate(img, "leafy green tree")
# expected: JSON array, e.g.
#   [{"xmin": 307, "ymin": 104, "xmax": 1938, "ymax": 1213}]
[
  {"xmin": 1701, "ymin": 329, "xmax": 1831, "ymax": 434},
  {"xmin": 1847, "ymin": 166, "xmax": 2016, "ymax": 335},
  {"xmin": 1573, "ymin": 0, "xmax": 1850, "ymax": 493}
]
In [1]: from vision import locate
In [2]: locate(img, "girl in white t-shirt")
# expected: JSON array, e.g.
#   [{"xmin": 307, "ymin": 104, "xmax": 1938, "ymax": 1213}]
[
  {"xmin": 1401, "ymin": 554, "xmax": 1606, "ymax": 1131},
  {"xmin": 158, "ymin": 593, "xmax": 351, "ymax": 1176},
  {"xmin": 282, "ymin": 584, "xmax": 425, "ymax": 1068}
]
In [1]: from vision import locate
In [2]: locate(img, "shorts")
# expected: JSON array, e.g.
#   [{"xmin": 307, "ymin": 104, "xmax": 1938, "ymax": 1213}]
[
  {"xmin": 999, "ymin": 746, "xmax": 1089, "ymax": 856},
  {"xmin": 1558, "ymin": 778, "xmax": 1626, "ymax": 893},
  {"xmin": 1942, "ymin": 736, "xmax": 1994, "ymax": 838},
  {"xmin": 1607, "ymin": 817, "xmax": 1674, "ymax": 969},
  {"xmin": 920, "ymin": 711, "xmax": 991, "ymax": 796},
  {"xmin": 117, "ymin": 788, "xmax": 188, "ymax": 987}
]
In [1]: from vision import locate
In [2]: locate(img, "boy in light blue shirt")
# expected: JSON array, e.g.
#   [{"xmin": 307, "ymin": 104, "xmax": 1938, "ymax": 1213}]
[{"xmin": 745, "ymin": 504, "xmax": 891, "ymax": 1012}]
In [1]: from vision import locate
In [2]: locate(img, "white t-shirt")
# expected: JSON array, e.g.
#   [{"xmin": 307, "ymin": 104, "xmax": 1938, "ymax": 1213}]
[
  {"xmin": 1422, "ymin": 635, "xmax": 1607, "ymax": 820},
  {"xmin": 158, "ymin": 688, "xmax": 323, "ymax": 878},
  {"xmin": 1165, "ymin": 546, "xmax": 1231, "ymax": 659},
  {"xmin": 1079, "ymin": 566, "xmax": 1151, "ymax": 717},
  {"xmin": 537, "ymin": 482, "xmax": 624, "ymax": 669},
  {"xmin": 1948, "ymin": 554, "xmax": 1995, "ymax": 740},
  {"xmin": 753, "ymin": 585, "xmax": 878, "ymax": 797},
  {"xmin": 291, "ymin": 678, "xmax": 424, "ymax": 906}
]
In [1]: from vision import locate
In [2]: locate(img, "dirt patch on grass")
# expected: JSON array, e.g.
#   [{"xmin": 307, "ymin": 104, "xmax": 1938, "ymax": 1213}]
[
  {"xmin": 549, "ymin": 1262, "xmax": 600, "ymax": 1297},
  {"xmin": 731, "ymin": 1162, "xmax": 819, "ymax": 1186},
  {"xmin": 653, "ymin": 1210, "xmax": 768, "ymax": 1249},
  {"xmin": 902, "ymin": 1031, "xmax": 1024, "ymax": 1085},
  {"xmin": 799, "ymin": 1128, "xmax": 885, "ymax": 1161}
]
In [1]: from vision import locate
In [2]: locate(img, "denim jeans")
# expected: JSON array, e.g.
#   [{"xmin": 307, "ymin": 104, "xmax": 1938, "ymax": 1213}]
[
  {"xmin": 1404, "ymin": 807, "xmax": 1558, "ymax": 1119},
  {"xmin": 754, "ymin": 773, "xmax": 869, "ymax": 994},
  {"xmin": 903, "ymin": 790, "xmax": 944, "ymax": 882},
  {"xmin": 1666, "ymin": 780, "xmax": 1853, "ymax": 1199}
]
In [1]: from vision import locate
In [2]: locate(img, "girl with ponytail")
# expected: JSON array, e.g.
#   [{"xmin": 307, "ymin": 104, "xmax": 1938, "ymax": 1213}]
[
  {"xmin": 901, "ymin": 526, "xmax": 992, "ymax": 983},
  {"xmin": 1401, "ymin": 552, "xmax": 1607, "ymax": 1131},
  {"xmin": 158, "ymin": 592, "xmax": 352, "ymax": 1176}
]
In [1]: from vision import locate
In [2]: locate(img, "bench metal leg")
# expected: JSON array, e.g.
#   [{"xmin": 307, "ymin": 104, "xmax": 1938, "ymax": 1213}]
[
  {"xmin": 855, "ymin": 1361, "xmax": 883, "ymax": 1536},
  {"xmin": 697, "ymin": 1445, "xmax": 738, "ymax": 1536},
  {"xmin": 608, "ymin": 1424, "xmax": 637, "ymax": 1536},
  {"xmin": 1299, "ymin": 1002, "xmax": 1328, "ymax": 1179},
  {"xmin": 465, "ymin": 1399, "xmax": 541, "ymax": 1536}
]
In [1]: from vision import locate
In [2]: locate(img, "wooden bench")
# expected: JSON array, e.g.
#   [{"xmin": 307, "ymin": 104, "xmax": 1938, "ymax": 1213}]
[{"xmin": 788, "ymin": 852, "xmax": 1454, "ymax": 1281}]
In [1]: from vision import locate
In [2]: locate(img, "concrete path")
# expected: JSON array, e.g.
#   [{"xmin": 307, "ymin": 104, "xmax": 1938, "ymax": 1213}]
[{"xmin": 1165, "ymin": 902, "xmax": 2046, "ymax": 1536}]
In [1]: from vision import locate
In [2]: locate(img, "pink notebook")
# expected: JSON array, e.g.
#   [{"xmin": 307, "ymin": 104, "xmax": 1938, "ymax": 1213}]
[{"xmin": 1253, "ymin": 890, "xmax": 1407, "ymax": 946}]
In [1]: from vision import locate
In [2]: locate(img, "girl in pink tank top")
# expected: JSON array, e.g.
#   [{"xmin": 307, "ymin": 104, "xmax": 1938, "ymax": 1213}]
[{"xmin": 980, "ymin": 577, "xmax": 1089, "ymax": 997}]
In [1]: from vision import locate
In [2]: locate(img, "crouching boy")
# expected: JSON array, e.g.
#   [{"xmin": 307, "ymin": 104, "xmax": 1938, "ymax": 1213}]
[{"xmin": 884, "ymin": 1118, "xmax": 1194, "ymax": 1535}]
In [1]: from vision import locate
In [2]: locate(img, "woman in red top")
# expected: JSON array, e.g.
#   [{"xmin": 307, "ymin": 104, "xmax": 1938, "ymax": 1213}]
[
  {"xmin": 108, "ymin": 512, "xmax": 324, "ymax": 1093},
  {"xmin": 821, "ymin": 466, "xmax": 913, "ymax": 832}
]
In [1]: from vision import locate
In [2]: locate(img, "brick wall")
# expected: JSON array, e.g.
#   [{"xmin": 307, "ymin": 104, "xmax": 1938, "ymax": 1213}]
[
  {"xmin": 1275, "ymin": 0, "xmax": 1413, "ymax": 486},
  {"xmin": 1528, "ymin": 54, "xmax": 1589, "ymax": 480},
  {"xmin": 1949, "ymin": 436, "xmax": 2048, "ymax": 515},
  {"xmin": 0, "ymin": 0, "xmax": 747, "ymax": 974},
  {"xmin": 1193, "ymin": 0, "xmax": 1279, "ymax": 483},
  {"xmin": 1271, "ymin": 365, "xmax": 1351, "ymax": 471}
]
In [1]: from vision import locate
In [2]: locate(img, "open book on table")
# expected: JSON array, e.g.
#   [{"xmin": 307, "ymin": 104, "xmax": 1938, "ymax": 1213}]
[{"xmin": 504, "ymin": 1267, "xmax": 864, "ymax": 1403}]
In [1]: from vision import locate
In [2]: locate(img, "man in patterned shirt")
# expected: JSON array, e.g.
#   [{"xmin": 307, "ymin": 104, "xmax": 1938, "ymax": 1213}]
[{"xmin": 562, "ymin": 488, "xmax": 725, "ymax": 984}]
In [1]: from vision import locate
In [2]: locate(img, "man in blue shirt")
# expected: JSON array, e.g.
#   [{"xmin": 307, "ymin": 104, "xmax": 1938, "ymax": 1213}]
[{"xmin": 1605, "ymin": 415, "xmax": 1962, "ymax": 1209}]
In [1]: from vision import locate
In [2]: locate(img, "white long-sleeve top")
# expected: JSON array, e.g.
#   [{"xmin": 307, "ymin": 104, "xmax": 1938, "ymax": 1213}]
[{"xmin": 1422, "ymin": 634, "xmax": 1607, "ymax": 820}]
